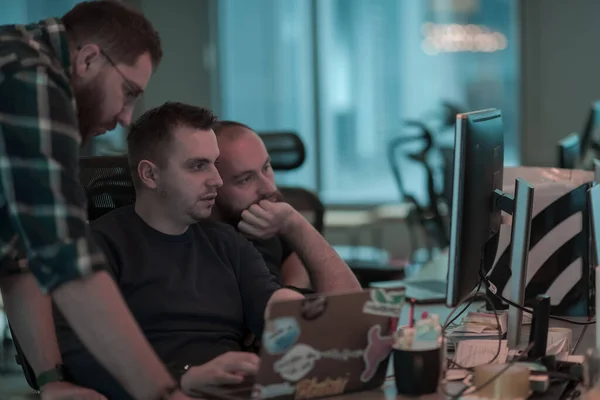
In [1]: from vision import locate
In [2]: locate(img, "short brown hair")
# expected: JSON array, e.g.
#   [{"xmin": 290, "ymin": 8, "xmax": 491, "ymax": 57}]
[
  {"xmin": 127, "ymin": 102, "xmax": 218, "ymax": 186},
  {"xmin": 62, "ymin": 0, "xmax": 162, "ymax": 68}
]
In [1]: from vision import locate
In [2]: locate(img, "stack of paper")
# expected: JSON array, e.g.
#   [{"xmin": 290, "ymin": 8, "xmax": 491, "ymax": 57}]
[
  {"xmin": 453, "ymin": 339, "xmax": 509, "ymax": 368},
  {"xmin": 447, "ymin": 311, "xmax": 507, "ymax": 340}
]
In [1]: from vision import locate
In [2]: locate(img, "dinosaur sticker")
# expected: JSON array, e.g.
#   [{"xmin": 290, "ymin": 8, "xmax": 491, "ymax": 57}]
[{"xmin": 361, "ymin": 324, "xmax": 393, "ymax": 382}]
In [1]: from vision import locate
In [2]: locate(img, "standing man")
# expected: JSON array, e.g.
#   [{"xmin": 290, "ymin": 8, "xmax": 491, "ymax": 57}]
[{"xmin": 0, "ymin": 2, "xmax": 191, "ymax": 399}]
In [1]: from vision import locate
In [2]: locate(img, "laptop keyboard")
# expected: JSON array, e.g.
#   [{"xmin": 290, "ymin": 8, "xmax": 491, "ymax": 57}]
[{"xmin": 407, "ymin": 280, "xmax": 446, "ymax": 293}]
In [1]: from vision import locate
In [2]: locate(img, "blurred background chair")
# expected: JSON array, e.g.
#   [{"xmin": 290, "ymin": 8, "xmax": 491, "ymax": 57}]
[
  {"xmin": 557, "ymin": 132, "xmax": 582, "ymax": 169},
  {"xmin": 259, "ymin": 132, "xmax": 323, "ymax": 233},
  {"xmin": 279, "ymin": 187, "xmax": 324, "ymax": 234},
  {"xmin": 79, "ymin": 156, "xmax": 135, "ymax": 222},
  {"xmin": 258, "ymin": 131, "xmax": 306, "ymax": 171}
]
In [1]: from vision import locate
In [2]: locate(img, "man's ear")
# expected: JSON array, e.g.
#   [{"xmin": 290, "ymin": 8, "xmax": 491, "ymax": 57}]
[
  {"xmin": 72, "ymin": 43, "xmax": 103, "ymax": 79},
  {"xmin": 138, "ymin": 160, "xmax": 159, "ymax": 189}
]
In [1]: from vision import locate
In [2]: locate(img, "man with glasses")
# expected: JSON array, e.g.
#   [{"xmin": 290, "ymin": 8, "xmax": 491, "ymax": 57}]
[{"xmin": 0, "ymin": 1, "xmax": 193, "ymax": 399}]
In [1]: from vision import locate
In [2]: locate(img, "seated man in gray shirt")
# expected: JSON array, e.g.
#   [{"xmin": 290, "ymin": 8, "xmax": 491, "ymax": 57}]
[{"xmin": 55, "ymin": 102, "xmax": 303, "ymax": 399}]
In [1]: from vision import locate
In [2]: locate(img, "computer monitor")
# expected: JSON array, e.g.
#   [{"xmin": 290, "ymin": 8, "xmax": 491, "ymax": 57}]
[
  {"xmin": 557, "ymin": 132, "xmax": 582, "ymax": 169},
  {"xmin": 446, "ymin": 109, "xmax": 505, "ymax": 307},
  {"xmin": 446, "ymin": 108, "xmax": 536, "ymax": 350}
]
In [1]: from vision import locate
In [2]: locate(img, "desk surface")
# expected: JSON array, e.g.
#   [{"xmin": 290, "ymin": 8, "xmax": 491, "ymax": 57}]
[{"xmin": 327, "ymin": 302, "xmax": 594, "ymax": 399}]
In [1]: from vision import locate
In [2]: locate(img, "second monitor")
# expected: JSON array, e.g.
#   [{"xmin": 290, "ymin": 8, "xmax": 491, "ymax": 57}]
[{"xmin": 446, "ymin": 109, "xmax": 505, "ymax": 307}]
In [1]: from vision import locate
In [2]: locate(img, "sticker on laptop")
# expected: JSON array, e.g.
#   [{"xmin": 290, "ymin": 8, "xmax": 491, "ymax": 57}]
[
  {"xmin": 252, "ymin": 382, "xmax": 295, "ymax": 399},
  {"xmin": 295, "ymin": 376, "xmax": 349, "ymax": 400},
  {"xmin": 274, "ymin": 343, "xmax": 363, "ymax": 382},
  {"xmin": 362, "ymin": 288, "xmax": 406, "ymax": 318},
  {"xmin": 361, "ymin": 324, "xmax": 393, "ymax": 382},
  {"xmin": 263, "ymin": 317, "xmax": 301, "ymax": 355},
  {"xmin": 300, "ymin": 294, "xmax": 327, "ymax": 320}
]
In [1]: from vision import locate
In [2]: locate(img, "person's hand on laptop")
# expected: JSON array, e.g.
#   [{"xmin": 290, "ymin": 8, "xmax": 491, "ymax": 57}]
[
  {"xmin": 238, "ymin": 200, "xmax": 299, "ymax": 240},
  {"xmin": 180, "ymin": 352, "xmax": 259, "ymax": 393}
]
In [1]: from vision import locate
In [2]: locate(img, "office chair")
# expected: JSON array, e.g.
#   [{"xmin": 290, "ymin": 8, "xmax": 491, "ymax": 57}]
[
  {"xmin": 280, "ymin": 187, "xmax": 325, "ymax": 234},
  {"xmin": 387, "ymin": 120, "xmax": 449, "ymax": 258},
  {"xmin": 557, "ymin": 132, "xmax": 582, "ymax": 169},
  {"xmin": 258, "ymin": 132, "xmax": 306, "ymax": 170},
  {"xmin": 257, "ymin": 132, "xmax": 325, "ymax": 232},
  {"xmin": 579, "ymin": 101, "xmax": 600, "ymax": 169},
  {"xmin": 79, "ymin": 156, "xmax": 136, "ymax": 221}
]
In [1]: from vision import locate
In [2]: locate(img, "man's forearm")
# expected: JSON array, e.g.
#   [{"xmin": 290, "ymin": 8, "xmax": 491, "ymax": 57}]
[
  {"xmin": 0, "ymin": 273, "xmax": 63, "ymax": 375},
  {"xmin": 52, "ymin": 271, "xmax": 176, "ymax": 400},
  {"xmin": 281, "ymin": 214, "xmax": 361, "ymax": 293}
]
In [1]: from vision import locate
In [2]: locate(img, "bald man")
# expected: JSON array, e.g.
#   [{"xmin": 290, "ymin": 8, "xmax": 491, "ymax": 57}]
[{"xmin": 212, "ymin": 121, "xmax": 360, "ymax": 293}]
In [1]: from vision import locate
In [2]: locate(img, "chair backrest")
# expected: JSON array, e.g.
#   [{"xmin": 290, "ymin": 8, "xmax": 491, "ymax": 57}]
[
  {"xmin": 258, "ymin": 132, "xmax": 305, "ymax": 171},
  {"xmin": 79, "ymin": 156, "xmax": 136, "ymax": 221},
  {"xmin": 280, "ymin": 186, "xmax": 324, "ymax": 233}
]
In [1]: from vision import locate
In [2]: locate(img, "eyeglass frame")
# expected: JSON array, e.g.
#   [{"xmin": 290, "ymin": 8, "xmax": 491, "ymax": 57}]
[{"xmin": 76, "ymin": 45, "xmax": 144, "ymax": 110}]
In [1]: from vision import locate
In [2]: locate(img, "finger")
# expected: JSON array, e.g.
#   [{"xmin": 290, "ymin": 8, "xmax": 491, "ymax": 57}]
[
  {"xmin": 237, "ymin": 221, "xmax": 264, "ymax": 238},
  {"xmin": 214, "ymin": 372, "xmax": 245, "ymax": 385},
  {"xmin": 248, "ymin": 203, "xmax": 272, "ymax": 219},
  {"xmin": 225, "ymin": 361, "xmax": 259, "ymax": 375},
  {"xmin": 223, "ymin": 351, "xmax": 259, "ymax": 368},
  {"xmin": 232, "ymin": 352, "xmax": 260, "ymax": 365},
  {"xmin": 241, "ymin": 210, "xmax": 270, "ymax": 228},
  {"xmin": 259, "ymin": 199, "xmax": 276, "ymax": 209}
]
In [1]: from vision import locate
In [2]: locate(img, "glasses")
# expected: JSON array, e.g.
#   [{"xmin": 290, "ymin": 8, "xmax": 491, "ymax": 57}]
[
  {"xmin": 99, "ymin": 49, "xmax": 143, "ymax": 109},
  {"xmin": 76, "ymin": 44, "xmax": 143, "ymax": 110}
]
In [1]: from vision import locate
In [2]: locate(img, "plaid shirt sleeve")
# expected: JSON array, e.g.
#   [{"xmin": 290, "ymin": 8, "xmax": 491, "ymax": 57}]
[{"xmin": 0, "ymin": 65, "xmax": 107, "ymax": 294}]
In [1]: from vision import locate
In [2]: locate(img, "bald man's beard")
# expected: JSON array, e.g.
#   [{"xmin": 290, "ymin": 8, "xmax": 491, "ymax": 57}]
[{"xmin": 215, "ymin": 190, "xmax": 285, "ymax": 227}]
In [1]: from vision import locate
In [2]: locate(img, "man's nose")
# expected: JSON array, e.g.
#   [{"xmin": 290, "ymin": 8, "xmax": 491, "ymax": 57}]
[
  {"xmin": 117, "ymin": 108, "xmax": 134, "ymax": 127},
  {"xmin": 208, "ymin": 169, "xmax": 223, "ymax": 188},
  {"xmin": 258, "ymin": 177, "xmax": 276, "ymax": 195}
]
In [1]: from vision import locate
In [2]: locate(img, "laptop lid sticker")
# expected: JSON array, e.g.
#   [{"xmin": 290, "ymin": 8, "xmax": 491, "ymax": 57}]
[
  {"xmin": 252, "ymin": 382, "xmax": 295, "ymax": 400},
  {"xmin": 263, "ymin": 317, "xmax": 301, "ymax": 355},
  {"xmin": 273, "ymin": 343, "xmax": 363, "ymax": 382},
  {"xmin": 361, "ymin": 324, "xmax": 393, "ymax": 382},
  {"xmin": 294, "ymin": 377, "xmax": 350, "ymax": 400},
  {"xmin": 362, "ymin": 288, "xmax": 406, "ymax": 318},
  {"xmin": 300, "ymin": 295, "xmax": 327, "ymax": 320}
]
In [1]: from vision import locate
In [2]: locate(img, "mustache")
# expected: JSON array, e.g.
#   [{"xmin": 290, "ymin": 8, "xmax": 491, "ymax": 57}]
[{"xmin": 259, "ymin": 190, "xmax": 284, "ymax": 203}]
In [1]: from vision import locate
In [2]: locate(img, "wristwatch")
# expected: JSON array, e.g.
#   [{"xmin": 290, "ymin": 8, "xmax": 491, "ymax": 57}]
[{"xmin": 36, "ymin": 364, "xmax": 65, "ymax": 388}]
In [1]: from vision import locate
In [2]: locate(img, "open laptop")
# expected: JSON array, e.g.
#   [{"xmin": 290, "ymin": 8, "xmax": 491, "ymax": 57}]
[
  {"xmin": 196, "ymin": 289, "xmax": 401, "ymax": 400},
  {"xmin": 370, "ymin": 279, "xmax": 447, "ymax": 304},
  {"xmin": 369, "ymin": 252, "xmax": 449, "ymax": 304}
]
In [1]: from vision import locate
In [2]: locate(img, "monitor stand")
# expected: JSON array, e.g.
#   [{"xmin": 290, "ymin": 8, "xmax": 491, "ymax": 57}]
[{"xmin": 491, "ymin": 177, "xmax": 535, "ymax": 352}]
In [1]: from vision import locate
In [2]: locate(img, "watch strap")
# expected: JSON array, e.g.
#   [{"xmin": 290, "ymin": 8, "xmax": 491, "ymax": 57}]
[{"xmin": 36, "ymin": 364, "xmax": 65, "ymax": 388}]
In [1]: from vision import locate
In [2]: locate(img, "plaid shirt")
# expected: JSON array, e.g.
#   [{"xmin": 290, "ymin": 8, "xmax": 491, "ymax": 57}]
[{"xmin": 0, "ymin": 18, "xmax": 106, "ymax": 293}]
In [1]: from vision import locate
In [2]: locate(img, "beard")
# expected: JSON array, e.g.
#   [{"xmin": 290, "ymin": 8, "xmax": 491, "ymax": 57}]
[
  {"xmin": 215, "ymin": 189, "xmax": 285, "ymax": 227},
  {"xmin": 73, "ymin": 78, "xmax": 111, "ymax": 145},
  {"xmin": 157, "ymin": 182, "xmax": 214, "ymax": 223}
]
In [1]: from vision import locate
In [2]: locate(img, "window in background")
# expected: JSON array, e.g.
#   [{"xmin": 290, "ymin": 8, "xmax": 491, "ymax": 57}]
[
  {"xmin": 316, "ymin": 0, "xmax": 519, "ymax": 204},
  {"xmin": 218, "ymin": 0, "xmax": 316, "ymax": 190},
  {"xmin": 0, "ymin": 0, "xmax": 79, "ymax": 25}
]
